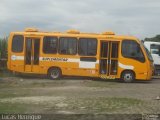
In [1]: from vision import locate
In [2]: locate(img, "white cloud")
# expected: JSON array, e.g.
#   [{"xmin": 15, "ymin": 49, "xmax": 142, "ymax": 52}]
[{"xmin": 0, "ymin": 0, "xmax": 160, "ymax": 39}]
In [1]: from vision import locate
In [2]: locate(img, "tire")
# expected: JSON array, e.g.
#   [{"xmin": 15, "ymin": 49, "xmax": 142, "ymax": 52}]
[
  {"xmin": 48, "ymin": 68, "xmax": 62, "ymax": 80},
  {"xmin": 121, "ymin": 71, "xmax": 135, "ymax": 83}
]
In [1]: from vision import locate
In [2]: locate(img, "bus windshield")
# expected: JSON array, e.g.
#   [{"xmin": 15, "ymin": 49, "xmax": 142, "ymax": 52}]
[{"xmin": 141, "ymin": 42, "xmax": 153, "ymax": 62}]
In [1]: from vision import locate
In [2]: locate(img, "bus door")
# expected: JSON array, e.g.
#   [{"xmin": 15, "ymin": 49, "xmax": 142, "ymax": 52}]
[
  {"xmin": 25, "ymin": 38, "xmax": 40, "ymax": 72},
  {"xmin": 100, "ymin": 41, "xmax": 119, "ymax": 78}
]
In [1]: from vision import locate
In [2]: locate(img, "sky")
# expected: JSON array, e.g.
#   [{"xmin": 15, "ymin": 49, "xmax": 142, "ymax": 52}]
[{"xmin": 0, "ymin": 0, "xmax": 160, "ymax": 39}]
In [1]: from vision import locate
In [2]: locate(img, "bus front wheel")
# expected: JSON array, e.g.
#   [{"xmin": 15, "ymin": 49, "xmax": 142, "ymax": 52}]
[
  {"xmin": 121, "ymin": 71, "xmax": 135, "ymax": 83},
  {"xmin": 48, "ymin": 67, "xmax": 62, "ymax": 80}
]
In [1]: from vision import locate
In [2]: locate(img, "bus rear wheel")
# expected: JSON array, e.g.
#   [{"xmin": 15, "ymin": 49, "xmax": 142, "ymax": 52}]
[
  {"xmin": 121, "ymin": 71, "xmax": 135, "ymax": 83},
  {"xmin": 48, "ymin": 68, "xmax": 62, "ymax": 80}
]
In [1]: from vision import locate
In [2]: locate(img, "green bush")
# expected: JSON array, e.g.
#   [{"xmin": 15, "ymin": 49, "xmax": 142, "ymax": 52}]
[
  {"xmin": 0, "ymin": 37, "xmax": 8, "ymax": 60},
  {"xmin": 0, "ymin": 37, "xmax": 8, "ymax": 70}
]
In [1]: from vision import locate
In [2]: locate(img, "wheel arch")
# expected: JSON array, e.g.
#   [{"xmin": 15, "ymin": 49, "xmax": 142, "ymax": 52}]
[
  {"xmin": 47, "ymin": 66, "xmax": 62, "ymax": 74},
  {"xmin": 120, "ymin": 69, "xmax": 136, "ymax": 79}
]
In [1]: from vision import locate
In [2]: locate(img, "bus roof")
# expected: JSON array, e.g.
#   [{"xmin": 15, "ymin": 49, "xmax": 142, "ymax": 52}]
[{"xmin": 10, "ymin": 28, "xmax": 138, "ymax": 41}]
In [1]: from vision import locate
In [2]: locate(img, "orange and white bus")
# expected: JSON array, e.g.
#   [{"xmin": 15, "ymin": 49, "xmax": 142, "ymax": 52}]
[{"xmin": 7, "ymin": 28, "xmax": 154, "ymax": 82}]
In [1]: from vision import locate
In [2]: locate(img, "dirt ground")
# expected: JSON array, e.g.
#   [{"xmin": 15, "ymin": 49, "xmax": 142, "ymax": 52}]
[{"xmin": 0, "ymin": 75, "xmax": 160, "ymax": 114}]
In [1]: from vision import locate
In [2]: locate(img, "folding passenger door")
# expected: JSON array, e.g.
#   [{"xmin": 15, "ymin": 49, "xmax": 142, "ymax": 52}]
[
  {"xmin": 100, "ymin": 41, "xmax": 119, "ymax": 78},
  {"xmin": 24, "ymin": 38, "xmax": 40, "ymax": 72}
]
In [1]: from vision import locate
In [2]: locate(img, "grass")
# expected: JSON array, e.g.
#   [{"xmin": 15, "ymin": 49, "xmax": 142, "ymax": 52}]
[
  {"xmin": 0, "ymin": 70, "xmax": 13, "ymax": 78},
  {"xmin": 0, "ymin": 96, "xmax": 144, "ymax": 113},
  {"xmin": 0, "ymin": 103, "xmax": 43, "ymax": 113},
  {"xmin": 83, "ymin": 80, "xmax": 120, "ymax": 88},
  {"xmin": 0, "ymin": 103, "xmax": 29, "ymax": 113},
  {"xmin": 0, "ymin": 74, "xmax": 159, "ymax": 114},
  {"xmin": 58, "ymin": 97, "xmax": 144, "ymax": 113},
  {"xmin": 0, "ymin": 75, "xmax": 145, "ymax": 114},
  {"xmin": 0, "ymin": 103, "xmax": 26, "ymax": 113},
  {"xmin": 0, "ymin": 78, "xmax": 67, "ymax": 89}
]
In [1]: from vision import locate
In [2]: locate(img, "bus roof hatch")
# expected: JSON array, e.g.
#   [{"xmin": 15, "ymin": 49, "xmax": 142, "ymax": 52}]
[
  {"xmin": 102, "ymin": 31, "xmax": 115, "ymax": 35},
  {"xmin": 66, "ymin": 30, "xmax": 80, "ymax": 34},
  {"xmin": 25, "ymin": 28, "xmax": 39, "ymax": 32}
]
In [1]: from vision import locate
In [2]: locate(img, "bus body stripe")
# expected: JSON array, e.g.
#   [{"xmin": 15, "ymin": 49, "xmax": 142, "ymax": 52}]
[
  {"xmin": 11, "ymin": 56, "xmax": 134, "ymax": 70},
  {"xmin": 11, "ymin": 56, "xmax": 99, "ymax": 69},
  {"xmin": 11, "ymin": 55, "xmax": 24, "ymax": 60},
  {"xmin": 118, "ymin": 62, "xmax": 134, "ymax": 70}
]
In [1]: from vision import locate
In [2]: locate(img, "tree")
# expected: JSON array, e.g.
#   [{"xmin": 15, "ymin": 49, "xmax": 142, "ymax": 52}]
[
  {"xmin": 0, "ymin": 37, "xmax": 8, "ymax": 59},
  {"xmin": 144, "ymin": 35, "xmax": 160, "ymax": 42}
]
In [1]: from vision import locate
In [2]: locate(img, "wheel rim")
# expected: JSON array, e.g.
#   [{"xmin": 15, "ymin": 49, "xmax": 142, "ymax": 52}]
[
  {"xmin": 123, "ymin": 73, "xmax": 133, "ymax": 82},
  {"xmin": 50, "ymin": 70, "xmax": 59, "ymax": 79}
]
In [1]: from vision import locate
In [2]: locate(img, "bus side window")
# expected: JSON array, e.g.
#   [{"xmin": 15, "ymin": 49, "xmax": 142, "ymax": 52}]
[
  {"xmin": 78, "ymin": 38, "xmax": 97, "ymax": 56},
  {"xmin": 12, "ymin": 35, "xmax": 24, "ymax": 53},
  {"xmin": 122, "ymin": 40, "xmax": 145, "ymax": 63},
  {"xmin": 43, "ymin": 36, "xmax": 58, "ymax": 54},
  {"xmin": 59, "ymin": 37, "xmax": 77, "ymax": 55}
]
